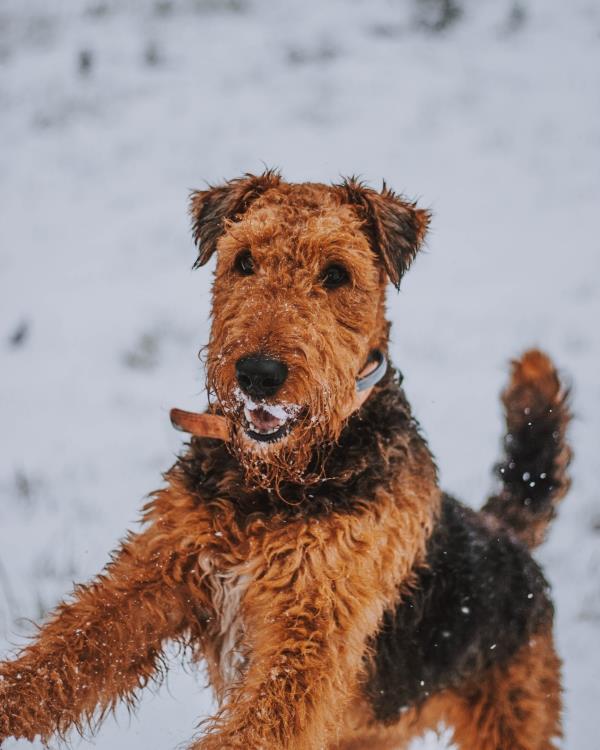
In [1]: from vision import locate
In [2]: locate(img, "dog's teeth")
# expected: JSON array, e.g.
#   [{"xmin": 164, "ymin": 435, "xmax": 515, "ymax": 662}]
[
  {"xmin": 256, "ymin": 423, "xmax": 284, "ymax": 435},
  {"xmin": 240, "ymin": 400, "xmax": 299, "ymax": 444}
]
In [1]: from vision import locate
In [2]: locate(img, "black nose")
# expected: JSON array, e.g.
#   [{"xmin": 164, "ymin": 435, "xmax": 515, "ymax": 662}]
[{"xmin": 235, "ymin": 355, "xmax": 288, "ymax": 400}]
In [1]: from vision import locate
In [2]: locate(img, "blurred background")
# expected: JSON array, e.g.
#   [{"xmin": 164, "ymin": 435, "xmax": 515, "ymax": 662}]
[{"xmin": 1, "ymin": 1, "xmax": 599, "ymax": 748}]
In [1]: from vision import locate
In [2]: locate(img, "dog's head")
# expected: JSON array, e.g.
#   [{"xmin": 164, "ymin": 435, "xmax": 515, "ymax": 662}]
[{"xmin": 190, "ymin": 170, "xmax": 429, "ymax": 488}]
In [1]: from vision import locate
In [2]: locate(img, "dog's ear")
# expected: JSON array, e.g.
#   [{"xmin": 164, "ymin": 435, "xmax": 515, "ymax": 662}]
[
  {"xmin": 337, "ymin": 178, "xmax": 430, "ymax": 288},
  {"xmin": 189, "ymin": 169, "xmax": 281, "ymax": 268}
]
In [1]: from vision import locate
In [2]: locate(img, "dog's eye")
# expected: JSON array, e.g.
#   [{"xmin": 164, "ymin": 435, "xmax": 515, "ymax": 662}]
[
  {"xmin": 234, "ymin": 250, "xmax": 255, "ymax": 276},
  {"xmin": 321, "ymin": 263, "xmax": 349, "ymax": 289}
]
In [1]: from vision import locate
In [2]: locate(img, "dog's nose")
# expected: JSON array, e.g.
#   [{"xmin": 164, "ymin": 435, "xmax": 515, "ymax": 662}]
[{"xmin": 235, "ymin": 355, "xmax": 288, "ymax": 400}]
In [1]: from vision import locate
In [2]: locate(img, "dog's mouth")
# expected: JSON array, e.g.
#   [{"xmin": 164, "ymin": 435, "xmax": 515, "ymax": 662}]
[
  {"xmin": 242, "ymin": 405, "xmax": 294, "ymax": 443},
  {"xmin": 229, "ymin": 391, "xmax": 301, "ymax": 445}
]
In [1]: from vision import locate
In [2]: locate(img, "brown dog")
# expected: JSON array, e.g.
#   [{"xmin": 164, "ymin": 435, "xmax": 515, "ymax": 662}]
[{"xmin": 0, "ymin": 171, "xmax": 571, "ymax": 749}]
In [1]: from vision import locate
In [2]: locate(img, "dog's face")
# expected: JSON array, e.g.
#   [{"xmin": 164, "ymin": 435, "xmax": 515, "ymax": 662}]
[{"xmin": 190, "ymin": 171, "xmax": 429, "ymax": 488}]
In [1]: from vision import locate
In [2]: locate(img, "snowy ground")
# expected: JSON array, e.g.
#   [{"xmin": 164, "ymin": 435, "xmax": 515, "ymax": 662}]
[{"xmin": 1, "ymin": 1, "xmax": 599, "ymax": 748}]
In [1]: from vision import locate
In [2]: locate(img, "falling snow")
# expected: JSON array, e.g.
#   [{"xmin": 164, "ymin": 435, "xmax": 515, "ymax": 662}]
[{"xmin": 1, "ymin": 1, "xmax": 599, "ymax": 749}]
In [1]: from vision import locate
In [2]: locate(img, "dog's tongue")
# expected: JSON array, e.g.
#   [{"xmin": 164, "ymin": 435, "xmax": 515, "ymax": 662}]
[{"xmin": 248, "ymin": 406, "xmax": 283, "ymax": 431}]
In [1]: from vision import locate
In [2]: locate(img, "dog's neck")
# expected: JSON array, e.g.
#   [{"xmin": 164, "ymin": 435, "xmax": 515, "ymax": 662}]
[{"xmin": 176, "ymin": 368, "xmax": 438, "ymax": 518}]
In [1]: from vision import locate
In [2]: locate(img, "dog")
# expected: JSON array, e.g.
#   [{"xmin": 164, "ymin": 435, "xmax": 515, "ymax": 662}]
[{"xmin": 0, "ymin": 170, "xmax": 571, "ymax": 749}]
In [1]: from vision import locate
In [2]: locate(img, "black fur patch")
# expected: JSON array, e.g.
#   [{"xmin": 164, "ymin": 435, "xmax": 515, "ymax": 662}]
[
  {"xmin": 366, "ymin": 495, "xmax": 553, "ymax": 724},
  {"xmin": 483, "ymin": 400, "xmax": 570, "ymax": 543},
  {"xmin": 493, "ymin": 414, "xmax": 564, "ymax": 511}
]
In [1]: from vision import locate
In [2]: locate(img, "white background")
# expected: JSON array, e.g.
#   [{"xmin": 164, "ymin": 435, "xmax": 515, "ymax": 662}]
[{"xmin": 1, "ymin": 1, "xmax": 598, "ymax": 747}]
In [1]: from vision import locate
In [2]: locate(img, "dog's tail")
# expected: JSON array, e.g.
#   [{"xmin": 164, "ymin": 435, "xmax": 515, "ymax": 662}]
[{"xmin": 482, "ymin": 349, "xmax": 572, "ymax": 549}]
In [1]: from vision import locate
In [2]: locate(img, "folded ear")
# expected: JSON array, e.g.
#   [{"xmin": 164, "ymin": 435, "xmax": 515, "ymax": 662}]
[
  {"xmin": 189, "ymin": 169, "xmax": 281, "ymax": 268},
  {"xmin": 338, "ymin": 178, "xmax": 431, "ymax": 288}
]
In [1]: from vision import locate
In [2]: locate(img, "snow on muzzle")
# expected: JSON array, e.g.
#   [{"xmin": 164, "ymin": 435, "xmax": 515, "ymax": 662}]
[{"xmin": 235, "ymin": 390, "xmax": 301, "ymax": 443}]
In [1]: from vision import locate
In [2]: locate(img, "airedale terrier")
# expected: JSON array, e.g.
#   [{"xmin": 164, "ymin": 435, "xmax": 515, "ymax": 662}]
[{"xmin": 0, "ymin": 170, "xmax": 571, "ymax": 750}]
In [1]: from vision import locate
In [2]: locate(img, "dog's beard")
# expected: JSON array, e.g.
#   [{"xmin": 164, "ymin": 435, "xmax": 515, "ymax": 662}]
[
  {"xmin": 230, "ymin": 420, "xmax": 324, "ymax": 491},
  {"xmin": 218, "ymin": 395, "xmax": 331, "ymax": 490},
  {"xmin": 207, "ymin": 357, "xmax": 357, "ymax": 492},
  {"xmin": 217, "ymin": 397, "xmax": 346, "ymax": 492}
]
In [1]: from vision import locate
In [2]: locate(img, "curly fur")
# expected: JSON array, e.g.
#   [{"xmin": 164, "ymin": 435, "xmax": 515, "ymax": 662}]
[{"xmin": 0, "ymin": 172, "xmax": 571, "ymax": 750}]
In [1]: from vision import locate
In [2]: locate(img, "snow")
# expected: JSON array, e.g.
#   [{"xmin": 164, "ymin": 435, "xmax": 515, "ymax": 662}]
[
  {"xmin": 1, "ymin": 1, "xmax": 598, "ymax": 748},
  {"xmin": 232, "ymin": 387, "xmax": 301, "ymax": 419}
]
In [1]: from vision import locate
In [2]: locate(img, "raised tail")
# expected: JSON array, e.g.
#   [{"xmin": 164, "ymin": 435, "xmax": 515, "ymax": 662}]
[{"xmin": 482, "ymin": 349, "xmax": 572, "ymax": 549}]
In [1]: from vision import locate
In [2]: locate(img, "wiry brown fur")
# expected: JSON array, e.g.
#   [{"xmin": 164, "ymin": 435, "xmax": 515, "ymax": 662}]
[{"xmin": 0, "ymin": 172, "xmax": 571, "ymax": 749}]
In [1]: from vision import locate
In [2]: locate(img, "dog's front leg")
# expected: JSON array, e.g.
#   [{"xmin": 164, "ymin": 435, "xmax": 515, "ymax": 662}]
[
  {"xmin": 0, "ymin": 520, "xmax": 198, "ymax": 744},
  {"xmin": 194, "ymin": 501, "xmax": 428, "ymax": 750},
  {"xmin": 195, "ymin": 579, "xmax": 357, "ymax": 749}
]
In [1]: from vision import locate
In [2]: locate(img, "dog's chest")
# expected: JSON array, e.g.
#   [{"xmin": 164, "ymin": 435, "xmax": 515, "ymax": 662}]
[{"xmin": 198, "ymin": 552, "xmax": 251, "ymax": 687}]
